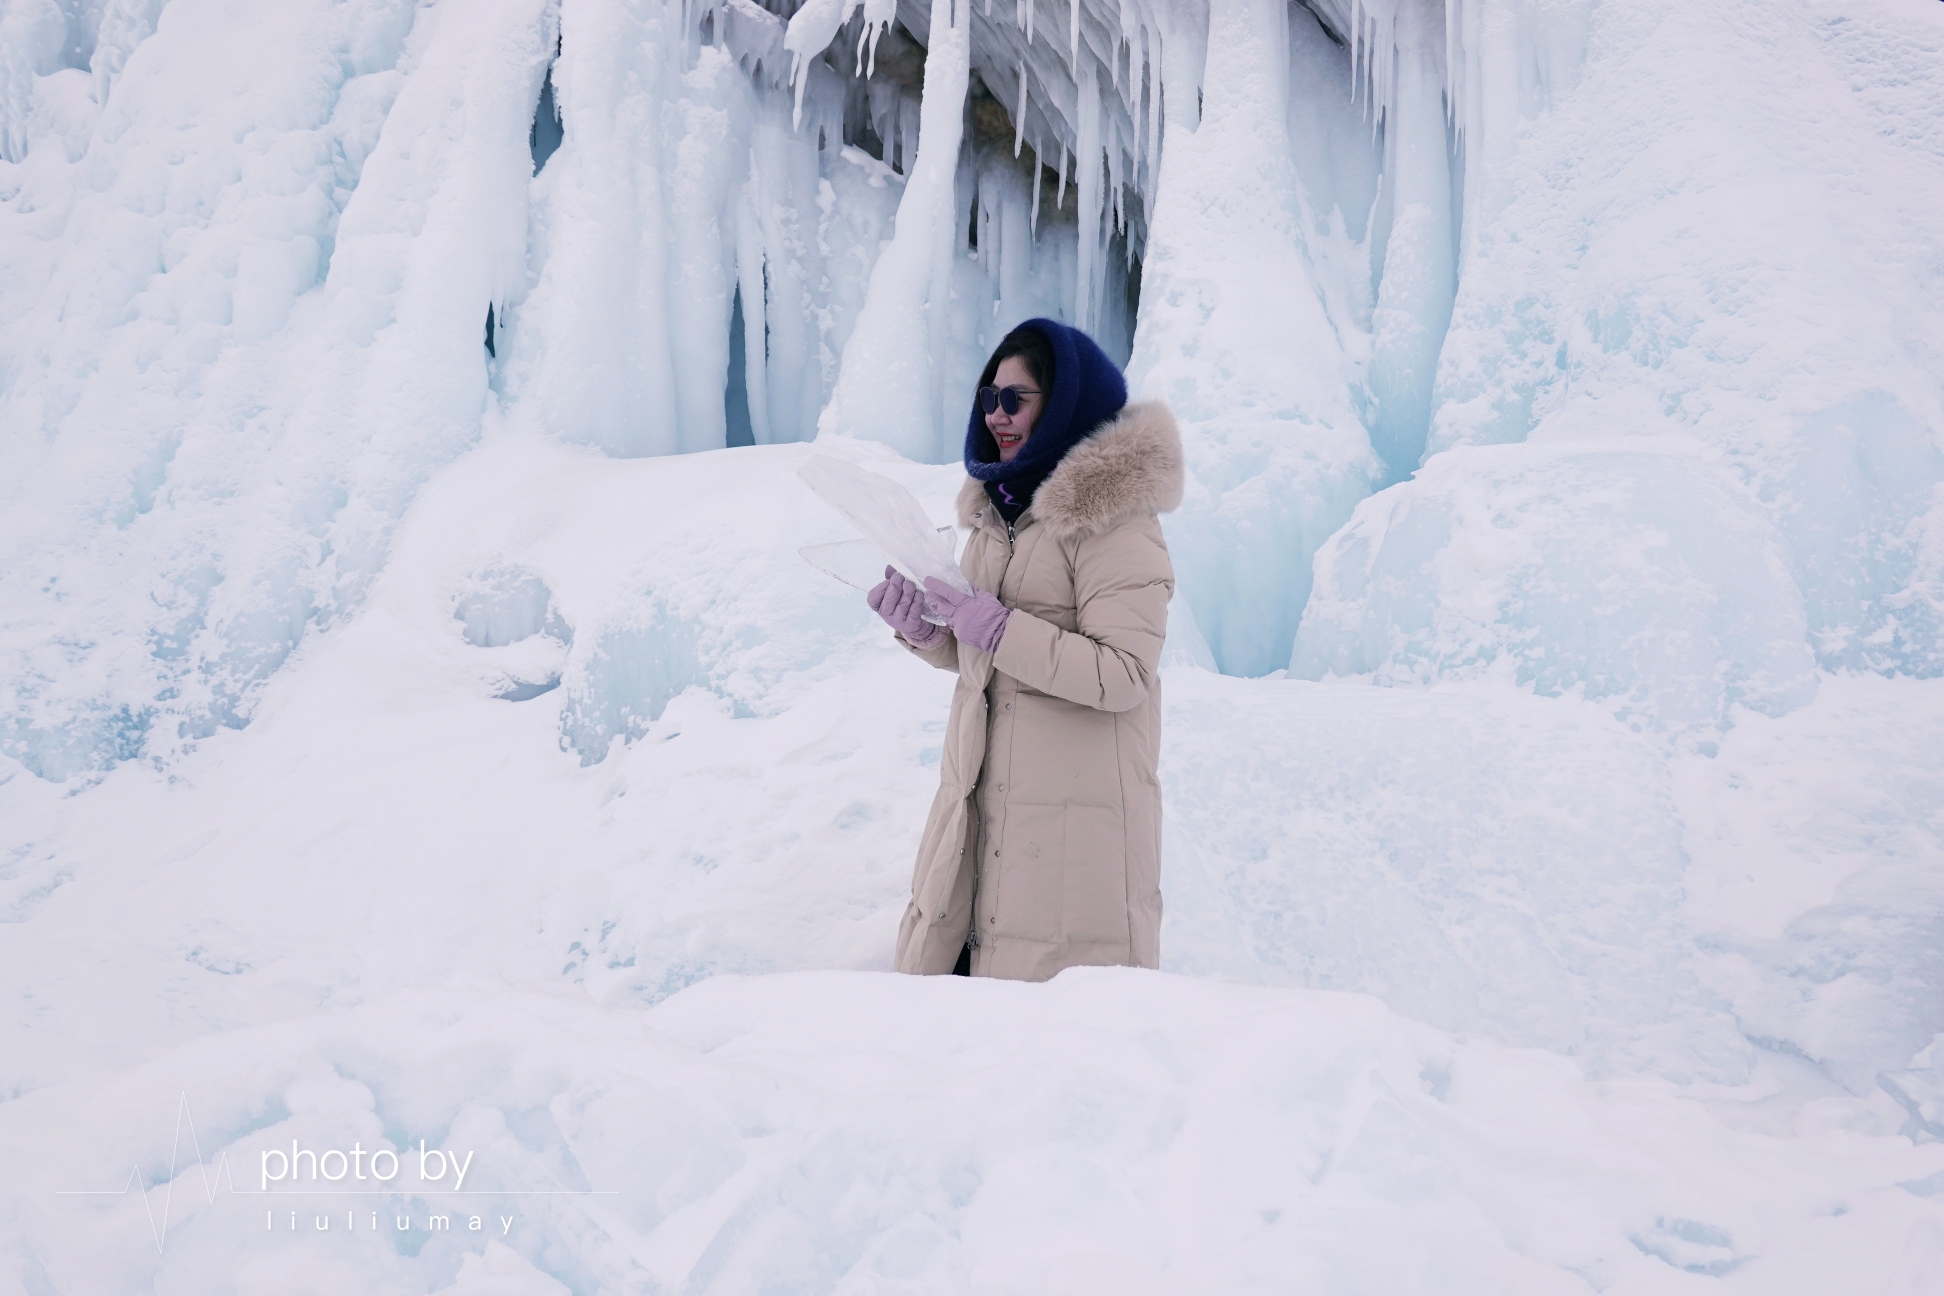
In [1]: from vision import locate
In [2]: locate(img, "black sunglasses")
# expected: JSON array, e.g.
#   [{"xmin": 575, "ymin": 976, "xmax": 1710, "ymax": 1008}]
[{"xmin": 978, "ymin": 385, "xmax": 1041, "ymax": 416}]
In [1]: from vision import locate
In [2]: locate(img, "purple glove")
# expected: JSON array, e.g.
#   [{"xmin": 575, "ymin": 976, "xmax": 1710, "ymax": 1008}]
[
  {"xmin": 923, "ymin": 578, "xmax": 1012, "ymax": 654},
  {"xmin": 868, "ymin": 567, "xmax": 945, "ymax": 647}
]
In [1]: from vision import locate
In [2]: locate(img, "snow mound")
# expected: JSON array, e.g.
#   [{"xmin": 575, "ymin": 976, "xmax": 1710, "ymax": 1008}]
[
  {"xmin": 1426, "ymin": 0, "xmax": 1944, "ymax": 678},
  {"xmin": 2, "ymin": 423, "xmax": 1941, "ymax": 1291},
  {"xmin": 3, "ymin": 975, "xmax": 1939, "ymax": 1294},
  {"xmin": 1291, "ymin": 444, "xmax": 1819, "ymax": 730},
  {"xmin": 1674, "ymin": 676, "xmax": 1944, "ymax": 1095},
  {"xmin": 1161, "ymin": 669, "xmax": 1750, "ymax": 1081},
  {"xmin": 453, "ymin": 566, "xmax": 569, "ymax": 651}
]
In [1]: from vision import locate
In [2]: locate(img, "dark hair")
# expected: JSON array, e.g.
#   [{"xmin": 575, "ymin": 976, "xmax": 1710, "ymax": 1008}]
[{"xmin": 978, "ymin": 326, "xmax": 1056, "ymax": 396}]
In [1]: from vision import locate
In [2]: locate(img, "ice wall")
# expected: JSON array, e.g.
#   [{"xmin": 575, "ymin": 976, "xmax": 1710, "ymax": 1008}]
[
  {"xmin": 1293, "ymin": 444, "xmax": 1821, "ymax": 730},
  {"xmin": 1358, "ymin": 0, "xmax": 1454, "ymax": 482},
  {"xmin": 502, "ymin": 0, "xmax": 1168, "ymax": 462},
  {"xmin": 5, "ymin": 0, "xmax": 1943, "ymax": 778},
  {"xmin": 0, "ymin": 0, "xmax": 553, "ymax": 780},
  {"xmin": 1129, "ymin": 0, "xmax": 1385, "ymax": 677},
  {"xmin": 1338, "ymin": 0, "xmax": 1944, "ymax": 695},
  {"xmin": 2, "ymin": 0, "xmax": 1205, "ymax": 776}
]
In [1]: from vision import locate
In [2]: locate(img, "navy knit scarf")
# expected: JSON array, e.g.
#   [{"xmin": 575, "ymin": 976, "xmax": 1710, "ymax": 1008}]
[{"xmin": 965, "ymin": 318, "xmax": 1128, "ymax": 524}]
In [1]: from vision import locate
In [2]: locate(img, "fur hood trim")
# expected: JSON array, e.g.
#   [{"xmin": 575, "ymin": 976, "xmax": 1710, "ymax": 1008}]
[{"xmin": 954, "ymin": 400, "xmax": 1183, "ymax": 540}]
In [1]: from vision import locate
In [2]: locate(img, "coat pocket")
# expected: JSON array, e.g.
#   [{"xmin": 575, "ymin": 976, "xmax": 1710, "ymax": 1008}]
[
  {"xmin": 1007, "ymin": 694, "xmax": 1121, "ymax": 807},
  {"xmin": 993, "ymin": 800, "xmax": 1064, "ymax": 943},
  {"xmin": 1062, "ymin": 804, "xmax": 1132, "ymax": 945}
]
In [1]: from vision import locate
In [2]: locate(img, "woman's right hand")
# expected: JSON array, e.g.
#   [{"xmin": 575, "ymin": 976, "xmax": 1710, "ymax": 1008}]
[{"xmin": 868, "ymin": 567, "xmax": 944, "ymax": 646}]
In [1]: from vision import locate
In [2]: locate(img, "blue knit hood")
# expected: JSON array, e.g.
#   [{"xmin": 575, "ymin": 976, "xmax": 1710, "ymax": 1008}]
[{"xmin": 963, "ymin": 318, "xmax": 1128, "ymax": 516}]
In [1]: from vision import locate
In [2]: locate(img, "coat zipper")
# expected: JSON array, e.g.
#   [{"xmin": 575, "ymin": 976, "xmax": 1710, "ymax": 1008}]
[{"xmin": 967, "ymin": 862, "xmax": 981, "ymax": 949}]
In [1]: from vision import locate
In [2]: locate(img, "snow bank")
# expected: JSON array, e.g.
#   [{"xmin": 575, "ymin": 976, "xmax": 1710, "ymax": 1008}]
[
  {"xmin": 1291, "ymin": 443, "xmax": 1820, "ymax": 730},
  {"xmin": 2, "ymin": 419, "xmax": 1940, "ymax": 1288},
  {"xmin": 1428, "ymin": 0, "xmax": 1944, "ymax": 679},
  {"xmin": 1162, "ymin": 667, "xmax": 1749, "ymax": 1081},
  {"xmin": 3, "ymin": 976, "xmax": 1940, "ymax": 1294},
  {"xmin": 1674, "ymin": 674, "xmax": 1944, "ymax": 1095},
  {"xmin": 4, "ymin": 424, "xmax": 1935, "ymax": 1084}
]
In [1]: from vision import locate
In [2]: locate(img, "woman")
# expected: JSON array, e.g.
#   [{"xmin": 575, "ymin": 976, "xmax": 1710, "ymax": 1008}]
[{"xmin": 867, "ymin": 318, "xmax": 1182, "ymax": 980}]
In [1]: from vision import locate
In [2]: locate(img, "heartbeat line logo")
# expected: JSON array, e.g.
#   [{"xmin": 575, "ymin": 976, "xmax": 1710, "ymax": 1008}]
[
  {"xmin": 55, "ymin": 1094, "xmax": 241, "ymax": 1253},
  {"xmin": 57, "ymin": 1093, "xmax": 616, "ymax": 1254}
]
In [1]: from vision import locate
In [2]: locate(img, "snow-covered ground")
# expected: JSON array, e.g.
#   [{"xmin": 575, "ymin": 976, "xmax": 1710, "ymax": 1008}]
[
  {"xmin": 4, "ymin": 0, "xmax": 1944, "ymax": 1290},
  {"xmin": 2, "ymin": 429, "xmax": 1942, "ymax": 1292}
]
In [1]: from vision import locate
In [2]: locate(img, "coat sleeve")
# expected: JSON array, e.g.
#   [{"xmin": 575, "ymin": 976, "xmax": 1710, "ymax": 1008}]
[
  {"xmin": 990, "ymin": 515, "xmax": 1173, "ymax": 712},
  {"xmin": 897, "ymin": 628, "xmax": 961, "ymax": 673}
]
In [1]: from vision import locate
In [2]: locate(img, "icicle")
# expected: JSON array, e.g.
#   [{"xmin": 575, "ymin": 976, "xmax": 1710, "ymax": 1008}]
[
  {"xmin": 990, "ymin": 189, "xmax": 1000, "ymax": 278},
  {"xmin": 1068, "ymin": 0, "xmax": 1079, "ymax": 70},
  {"xmin": 1135, "ymin": 26, "xmax": 1150, "ymax": 162},
  {"xmin": 1057, "ymin": 141, "xmax": 1068, "ymax": 210},
  {"xmin": 986, "ymin": 189, "xmax": 998, "ymax": 278},
  {"xmin": 1144, "ymin": 23, "xmax": 1160, "ymax": 210},
  {"xmin": 1107, "ymin": 114, "xmax": 1123, "ymax": 236},
  {"xmin": 999, "ymin": 187, "xmax": 1015, "ymax": 314},
  {"xmin": 784, "ymin": 0, "xmax": 871, "ymax": 129},
  {"xmin": 1015, "ymin": 60, "xmax": 1028, "ymax": 157},
  {"xmin": 993, "ymin": 185, "xmax": 1010, "ymax": 318},
  {"xmin": 1074, "ymin": 58, "xmax": 1103, "ymax": 330},
  {"xmin": 1026, "ymin": 0, "xmax": 1035, "ymax": 45},
  {"xmin": 1031, "ymin": 134, "xmax": 1044, "ymax": 236},
  {"xmin": 977, "ymin": 185, "xmax": 989, "ymax": 276},
  {"xmin": 1351, "ymin": 1, "xmax": 1364, "ymax": 110},
  {"xmin": 735, "ymin": 193, "xmax": 773, "ymax": 445}
]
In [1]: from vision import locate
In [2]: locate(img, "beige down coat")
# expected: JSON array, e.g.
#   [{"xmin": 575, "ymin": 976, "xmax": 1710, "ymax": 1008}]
[{"xmin": 893, "ymin": 399, "xmax": 1183, "ymax": 980}]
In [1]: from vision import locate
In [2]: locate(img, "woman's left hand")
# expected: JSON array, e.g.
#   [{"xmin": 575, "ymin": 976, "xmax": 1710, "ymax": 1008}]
[
  {"xmin": 923, "ymin": 579, "xmax": 1012, "ymax": 654},
  {"xmin": 868, "ymin": 567, "xmax": 945, "ymax": 646}
]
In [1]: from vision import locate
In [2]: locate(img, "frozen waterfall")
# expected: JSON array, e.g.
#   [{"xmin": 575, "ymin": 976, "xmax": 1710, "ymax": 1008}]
[{"xmin": 2, "ymin": 0, "xmax": 1942, "ymax": 777}]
